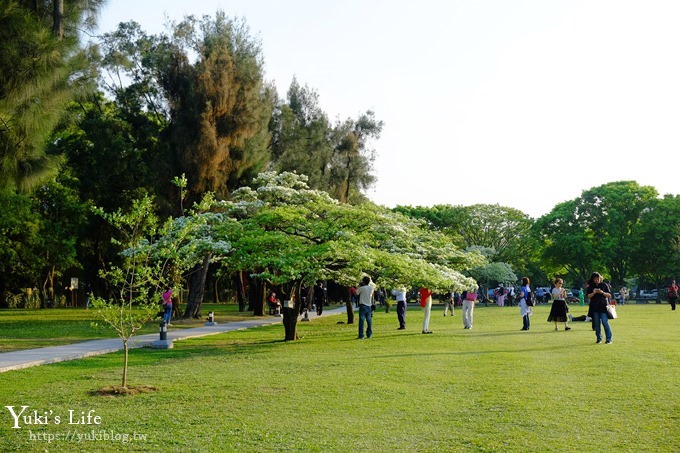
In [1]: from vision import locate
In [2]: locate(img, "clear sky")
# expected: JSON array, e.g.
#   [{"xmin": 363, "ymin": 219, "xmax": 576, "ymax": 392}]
[{"xmin": 96, "ymin": 0, "xmax": 680, "ymax": 218}]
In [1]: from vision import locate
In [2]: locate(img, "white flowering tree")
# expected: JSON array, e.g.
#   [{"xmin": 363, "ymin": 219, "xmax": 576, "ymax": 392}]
[{"xmin": 204, "ymin": 172, "xmax": 481, "ymax": 340}]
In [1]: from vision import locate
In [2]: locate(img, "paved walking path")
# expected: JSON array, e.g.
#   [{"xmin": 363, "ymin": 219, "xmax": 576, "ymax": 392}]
[{"xmin": 0, "ymin": 306, "xmax": 348, "ymax": 373}]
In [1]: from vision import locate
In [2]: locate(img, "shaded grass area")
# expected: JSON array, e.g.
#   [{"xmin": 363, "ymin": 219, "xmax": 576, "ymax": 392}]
[
  {"xmin": 0, "ymin": 304, "xmax": 254, "ymax": 352},
  {"xmin": 0, "ymin": 303, "xmax": 678, "ymax": 452}
]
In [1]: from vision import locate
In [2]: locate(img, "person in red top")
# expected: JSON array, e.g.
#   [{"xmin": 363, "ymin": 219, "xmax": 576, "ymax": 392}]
[
  {"xmin": 350, "ymin": 285, "xmax": 358, "ymax": 307},
  {"xmin": 419, "ymin": 288, "xmax": 433, "ymax": 334},
  {"xmin": 668, "ymin": 280, "xmax": 678, "ymax": 311},
  {"xmin": 162, "ymin": 289, "xmax": 173, "ymax": 325},
  {"xmin": 268, "ymin": 291, "xmax": 282, "ymax": 316}
]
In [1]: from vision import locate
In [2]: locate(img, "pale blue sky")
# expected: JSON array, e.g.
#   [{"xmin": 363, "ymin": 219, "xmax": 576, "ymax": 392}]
[{"xmin": 96, "ymin": 0, "xmax": 680, "ymax": 217}]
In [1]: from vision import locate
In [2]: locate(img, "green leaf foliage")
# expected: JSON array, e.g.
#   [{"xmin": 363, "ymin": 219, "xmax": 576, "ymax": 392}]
[
  {"xmin": 187, "ymin": 172, "xmax": 479, "ymax": 293},
  {"xmin": 0, "ymin": 0, "xmax": 104, "ymax": 191},
  {"xmin": 630, "ymin": 194, "xmax": 680, "ymax": 286},
  {"xmin": 536, "ymin": 181, "xmax": 658, "ymax": 287}
]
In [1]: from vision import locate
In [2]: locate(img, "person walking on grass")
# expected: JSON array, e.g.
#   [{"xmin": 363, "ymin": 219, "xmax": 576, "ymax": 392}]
[
  {"xmin": 444, "ymin": 291, "xmax": 455, "ymax": 317},
  {"xmin": 454, "ymin": 291, "xmax": 462, "ymax": 308},
  {"xmin": 548, "ymin": 277, "xmax": 571, "ymax": 331},
  {"xmin": 357, "ymin": 276, "xmax": 376, "ymax": 339},
  {"xmin": 668, "ymin": 280, "xmax": 678, "ymax": 311},
  {"xmin": 519, "ymin": 277, "xmax": 532, "ymax": 331},
  {"xmin": 461, "ymin": 289, "xmax": 477, "ymax": 330},
  {"xmin": 393, "ymin": 287, "xmax": 407, "ymax": 330},
  {"xmin": 419, "ymin": 287, "xmax": 433, "ymax": 334},
  {"xmin": 586, "ymin": 272, "xmax": 613, "ymax": 344},
  {"xmin": 495, "ymin": 285, "xmax": 507, "ymax": 307}
]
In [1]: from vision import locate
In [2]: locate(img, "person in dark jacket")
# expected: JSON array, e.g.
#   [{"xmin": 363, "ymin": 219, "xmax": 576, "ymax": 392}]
[
  {"xmin": 586, "ymin": 272, "xmax": 613, "ymax": 344},
  {"xmin": 313, "ymin": 280, "xmax": 326, "ymax": 316}
]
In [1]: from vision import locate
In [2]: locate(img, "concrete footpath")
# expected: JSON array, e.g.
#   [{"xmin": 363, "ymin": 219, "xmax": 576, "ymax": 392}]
[{"xmin": 0, "ymin": 306, "xmax": 348, "ymax": 373}]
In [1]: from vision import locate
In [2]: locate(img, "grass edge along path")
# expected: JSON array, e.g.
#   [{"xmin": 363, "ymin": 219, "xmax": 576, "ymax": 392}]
[{"xmin": 0, "ymin": 303, "xmax": 271, "ymax": 352}]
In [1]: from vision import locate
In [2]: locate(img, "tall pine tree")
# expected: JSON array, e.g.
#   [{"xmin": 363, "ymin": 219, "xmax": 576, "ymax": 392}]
[{"xmin": 0, "ymin": 0, "xmax": 103, "ymax": 191}]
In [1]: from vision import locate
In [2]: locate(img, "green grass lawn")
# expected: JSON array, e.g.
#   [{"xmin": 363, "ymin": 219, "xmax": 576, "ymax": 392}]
[
  {"xmin": 0, "ymin": 304, "xmax": 259, "ymax": 352},
  {"xmin": 1, "ymin": 303, "xmax": 679, "ymax": 452}
]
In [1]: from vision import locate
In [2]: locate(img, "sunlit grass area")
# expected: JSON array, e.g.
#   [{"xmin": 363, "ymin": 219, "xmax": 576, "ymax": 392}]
[
  {"xmin": 0, "ymin": 304, "xmax": 257, "ymax": 351},
  {"xmin": 1, "ymin": 303, "xmax": 678, "ymax": 452}
]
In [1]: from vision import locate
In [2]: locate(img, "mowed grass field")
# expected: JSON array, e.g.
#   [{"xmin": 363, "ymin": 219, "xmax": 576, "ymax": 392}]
[
  {"xmin": 0, "ymin": 302, "xmax": 678, "ymax": 452},
  {"xmin": 0, "ymin": 304, "xmax": 258, "ymax": 352}
]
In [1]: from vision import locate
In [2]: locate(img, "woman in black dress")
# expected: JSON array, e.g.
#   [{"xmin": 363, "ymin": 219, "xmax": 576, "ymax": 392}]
[{"xmin": 547, "ymin": 277, "xmax": 570, "ymax": 331}]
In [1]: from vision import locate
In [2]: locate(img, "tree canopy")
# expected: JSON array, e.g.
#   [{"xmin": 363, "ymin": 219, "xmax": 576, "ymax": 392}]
[
  {"xmin": 2, "ymin": 8, "xmax": 680, "ymax": 311},
  {"xmin": 534, "ymin": 181, "xmax": 658, "ymax": 287},
  {"xmin": 99, "ymin": 14, "xmax": 275, "ymax": 206},
  {"xmin": 0, "ymin": 0, "xmax": 103, "ymax": 191},
  {"xmin": 172, "ymin": 172, "xmax": 480, "ymax": 294}
]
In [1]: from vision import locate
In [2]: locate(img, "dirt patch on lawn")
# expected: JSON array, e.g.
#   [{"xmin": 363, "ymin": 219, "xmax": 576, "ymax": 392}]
[{"xmin": 91, "ymin": 385, "xmax": 158, "ymax": 396}]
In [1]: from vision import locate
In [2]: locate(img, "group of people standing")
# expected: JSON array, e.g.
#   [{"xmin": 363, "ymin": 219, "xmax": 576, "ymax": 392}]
[
  {"xmin": 380, "ymin": 272, "xmax": 618, "ymax": 345},
  {"xmin": 272, "ymin": 271, "xmax": 680, "ymax": 345},
  {"xmin": 365, "ymin": 283, "xmax": 480, "ymax": 337},
  {"xmin": 517, "ymin": 273, "xmax": 613, "ymax": 343},
  {"xmin": 396, "ymin": 287, "xmax": 478, "ymax": 334}
]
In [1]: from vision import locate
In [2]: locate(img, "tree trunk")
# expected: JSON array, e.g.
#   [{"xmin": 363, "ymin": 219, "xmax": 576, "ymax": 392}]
[
  {"xmin": 343, "ymin": 159, "xmax": 351, "ymax": 204},
  {"xmin": 52, "ymin": 0, "xmax": 64, "ymax": 39},
  {"xmin": 248, "ymin": 275, "xmax": 265, "ymax": 316},
  {"xmin": 184, "ymin": 255, "xmax": 210, "ymax": 318},
  {"xmin": 280, "ymin": 281, "xmax": 306, "ymax": 340},
  {"xmin": 233, "ymin": 272, "xmax": 247, "ymax": 312},
  {"xmin": 282, "ymin": 307, "xmax": 298, "ymax": 341},
  {"xmin": 213, "ymin": 276, "xmax": 221, "ymax": 304},
  {"xmin": 42, "ymin": 266, "xmax": 56, "ymax": 308},
  {"xmin": 307, "ymin": 286, "xmax": 314, "ymax": 310},
  {"xmin": 172, "ymin": 294, "xmax": 181, "ymax": 320},
  {"xmin": 345, "ymin": 299, "xmax": 354, "ymax": 324},
  {"xmin": 121, "ymin": 340, "xmax": 129, "ymax": 389}
]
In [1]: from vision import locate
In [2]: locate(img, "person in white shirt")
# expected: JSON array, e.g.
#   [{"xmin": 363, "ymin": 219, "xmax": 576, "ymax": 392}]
[
  {"xmin": 393, "ymin": 287, "xmax": 407, "ymax": 330},
  {"xmin": 356, "ymin": 276, "xmax": 376, "ymax": 339}
]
